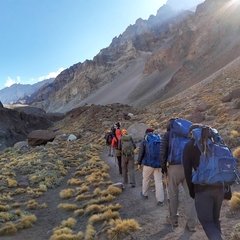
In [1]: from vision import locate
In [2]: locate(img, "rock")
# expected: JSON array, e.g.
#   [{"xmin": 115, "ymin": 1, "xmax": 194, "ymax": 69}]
[
  {"xmin": 27, "ymin": 130, "xmax": 56, "ymax": 146},
  {"xmin": 0, "ymin": 101, "xmax": 3, "ymax": 108},
  {"xmin": 127, "ymin": 123, "xmax": 148, "ymax": 142},
  {"xmin": 222, "ymin": 88, "xmax": 240, "ymax": 102},
  {"xmin": 187, "ymin": 111, "xmax": 205, "ymax": 123},
  {"xmin": 14, "ymin": 141, "xmax": 28, "ymax": 150},
  {"xmin": 233, "ymin": 98, "xmax": 240, "ymax": 109},
  {"xmin": 195, "ymin": 102, "xmax": 209, "ymax": 112},
  {"xmin": 67, "ymin": 134, "xmax": 77, "ymax": 141}
]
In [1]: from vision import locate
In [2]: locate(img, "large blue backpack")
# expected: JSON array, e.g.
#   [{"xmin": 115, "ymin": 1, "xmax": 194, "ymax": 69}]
[
  {"xmin": 144, "ymin": 133, "xmax": 161, "ymax": 168},
  {"xmin": 167, "ymin": 118, "xmax": 192, "ymax": 164},
  {"xmin": 191, "ymin": 127, "xmax": 239, "ymax": 185}
]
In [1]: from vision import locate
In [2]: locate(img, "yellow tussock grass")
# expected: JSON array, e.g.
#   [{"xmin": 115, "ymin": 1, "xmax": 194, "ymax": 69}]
[
  {"xmin": 61, "ymin": 217, "xmax": 77, "ymax": 228},
  {"xmin": 107, "ymin": 185, "xmax": 122, "ymax": 196},
  {"xmin": 233, "ymin": 147, "xmax": 240, "ymax": 159},
  {"xmin": 0, "ymin": 204, "xmax": 10, "ymax": 211},
  {"xmin": 15, "ymin": 214, "xmax": 37, "ymax": 230},
  {"xmin": 0, "ymin": 222, "xmax": 17, "ymax": 235},
  {"xmin": 75, "ymin": 193, "xmax": 94, "ymax": 201},
  {"xmin": 85, "ymin": 224, "xmax": 95, "ymax": 240},
  {"xmin": 229, "ymin": 192, "xmax": 240, "ymax": 211},
  {"xmin": 7, "ymin": 178, "xmax": 17, "ymax": 188},
  {"xmin": 76, "ymin": 186, "xmax": 89, "ymax": 194},
  {"xmin": 73, "ymin": 209, "xmax": 84, "ymax": 217},
  {"xmin": 59, "ymin": 189, "xmax": 75, "ymax": 199},
  {"xmin": 50, "ymin": 227, "xmax": 84, "ymax": 240},
  {"xmin": 231, "ymin": 130, "xmax": 240, "ymax": 138},
  {"xmin": 107, "ymin": 219, "xmax": 141, "ymax": 239},
  {"xmin": 58, "ymin": 203, "xmax": 78, "ymax": 211},
  {"xmin": 88, "ymin": 210, "xmax": 120, "ymax": 225},
  {"xmin": 67, "ymin": 178, "xmax": 82, "ymax": 186}
]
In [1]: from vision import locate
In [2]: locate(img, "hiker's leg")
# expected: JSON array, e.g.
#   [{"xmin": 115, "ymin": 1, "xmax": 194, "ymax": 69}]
[
  {"xmin": 153, "ymin": 168, "xmax": 164, "ymax": 202},
  {"xmin": 168, "ymin": 165, "xmax": 181, "ymax": 224},
  {"xmin": 195, "ymin": 189, "xmax": 223, "ymax": 240},
  {"xmin": 142, "ymin": 166, "xmax": 153, "ymax": 196},
  {"xmin": 121, "ymin": 156, "xmax": 128, "ymax": 185},
  {"xmin": 117, "ymin": 156, "xmax": 122, "ymax": 175},
  {"xmin": 183, "ymin": 178, "xmax": 197, "ymax": 229},
  {"xmin": 128, "ymin": 157, "xmax": 135, "ymax": 186},
  {"xmin": 212, "ymin": 187, "xmax": 224, "ymax": 233}
]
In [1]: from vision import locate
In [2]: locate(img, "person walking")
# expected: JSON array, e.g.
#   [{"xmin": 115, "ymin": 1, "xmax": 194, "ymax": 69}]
[
  {"xmin": 183, "ymin": 125, "xmax": 235, "ymax": 240},
  {"xmin": 161, "ymin": 119, "xmax": 197, "ymax": 231},
  {"xmin": 138, "ymin": 128, "xmax": 164, "ymax": 206},
  {"xmin": 121, "ymin": 129, "xmax": 136, "ymax": 188}
]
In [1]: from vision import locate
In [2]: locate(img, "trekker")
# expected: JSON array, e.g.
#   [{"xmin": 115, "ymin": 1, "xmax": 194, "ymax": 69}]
[
  {"xmin": 104, "ymin": 130, "xmax": 114, "ymax": 157},
  {"xmin": 183, "ymin": 125, "xmax": 236, "ymax": 240},
  {"xmin": 138, "ymin": 128, "xmax": 164, "ymax": 206},
  {"xmin": 121, "ymin": 129, "xmax": 136, "ymax": 188},
  {"xmin": 161, "ymin": 118, "xmax": 197, "ymax": 231},
  {"xmin": 111, "ymin": 133, "xmax": 122, "ymax": 175}
]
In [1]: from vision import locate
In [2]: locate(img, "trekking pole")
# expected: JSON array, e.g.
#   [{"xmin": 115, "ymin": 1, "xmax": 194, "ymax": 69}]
[{"xmin": 164, "ymin": 173, "xmax": 173, "ymax": 231}]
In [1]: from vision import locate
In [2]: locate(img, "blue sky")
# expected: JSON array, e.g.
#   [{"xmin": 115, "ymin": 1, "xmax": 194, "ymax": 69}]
[{"xmin": 0, "ymin": 0, "xmax": 169, "ymax": 89}]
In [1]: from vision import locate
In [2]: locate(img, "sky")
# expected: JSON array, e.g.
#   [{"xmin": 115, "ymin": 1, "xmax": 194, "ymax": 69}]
[{"xmin": 0, "ymin": 0, "xmax": 169, "ymax": 90}]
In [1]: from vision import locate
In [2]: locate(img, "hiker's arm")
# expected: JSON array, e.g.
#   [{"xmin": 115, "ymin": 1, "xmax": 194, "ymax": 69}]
[
  {"xmin": 160, "ymin": 132, "xmax": 169, "ymax": 172},
  {"xmin": 137, "ymin": 141, "xmax": 145, "ymax": 165},
  {"xmin": 183, "ymin": 140, "xmax": 195, "ymax": 199}
]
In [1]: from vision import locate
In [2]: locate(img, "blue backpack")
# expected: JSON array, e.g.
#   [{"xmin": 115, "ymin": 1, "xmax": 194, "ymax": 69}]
[
  {"xmin": 167, "ymin": 118, "xmax": 192, "ymax": 164},
  {"xmin": 144, "ymin": 133, "xmax": 161, "ymax": 168},
  {"xmin": 191, "ymin": 127, "xmax": 238, "ymax": 185}
]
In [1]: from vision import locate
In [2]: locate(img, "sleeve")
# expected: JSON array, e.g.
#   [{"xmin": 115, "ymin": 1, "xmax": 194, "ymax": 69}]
[
  {"xmin": 160, "ymin": 132, "xmax": 169, "ymax": 168},
  {"xmin": 111, "ymin": 137, "xmax": 116, "ymax": 148},
  {"xmin": 137, "ymin": 140, "xmax": 145, "ymax": 165},
  {"xmin": 183, "ymin": 140, "xmax": 195, "ymax": 199}
]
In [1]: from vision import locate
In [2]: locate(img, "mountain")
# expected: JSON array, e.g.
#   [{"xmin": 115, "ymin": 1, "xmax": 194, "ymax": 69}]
[
  {"xmin": 166, "ymin": 0, "xmax": 204, "ymax": 10},
  {"xmin": 0, "ymin": 78, "xmax": 54, "ymax": 104},
  {"xmin": 27, "ymin": 0, "xmax": 240, "ymax": 113}
]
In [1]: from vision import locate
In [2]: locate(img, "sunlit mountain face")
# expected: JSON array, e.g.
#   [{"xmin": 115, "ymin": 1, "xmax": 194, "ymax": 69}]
[{"xmin": 166, "ymin": 0, "xmax": 204, "ymax": 10}]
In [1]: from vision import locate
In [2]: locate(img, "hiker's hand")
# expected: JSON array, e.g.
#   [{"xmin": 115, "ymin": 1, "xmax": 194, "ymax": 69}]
[{"xmin": 137, "ymin": 164, "xmax": 142, "ymax": 171}]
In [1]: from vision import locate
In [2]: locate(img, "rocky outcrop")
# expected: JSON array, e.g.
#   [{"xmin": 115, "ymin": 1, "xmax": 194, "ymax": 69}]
[
  {"xmin": 27, "ymin": 130, "xmax": 55, "ymax": 146},
  {"xmin": 0, "ymin": 107, "xmax": 52, "ymax": 151}
]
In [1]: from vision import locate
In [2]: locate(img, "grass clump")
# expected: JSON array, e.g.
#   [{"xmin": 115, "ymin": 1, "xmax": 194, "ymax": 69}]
[
  {"xmin": 58, "ymin": 203, "xmax": 78, "ymax": 211},
  {"xmin": 230, "ymin": 192, "xmax": 240, "ymax": 211},
  {"xmin": 107, "ymin": 219, "xmax": 141, "ymax": 239},
  {"xmin": 59, "ymin": 188, "xmax": 75, "ymax": 199}
]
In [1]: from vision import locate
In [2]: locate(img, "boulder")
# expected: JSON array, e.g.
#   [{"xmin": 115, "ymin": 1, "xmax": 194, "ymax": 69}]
[
  {"xmin": 127, "ymin": 123, "xmax": 148, "ymax": 142},
  {"xmin": 0, "ymin": 101, "xmax": 3, "ymax": 108},
  {"xmin": 14, "ymin": 141, "xmax": 29, "ymax": 150},
  {"xmin": 67, "ymin": 134, "xmax": 77, "ymax": 142},
  {"xmin": 28, "ymin": 130, "xmax": 55, "ymax": 146}
]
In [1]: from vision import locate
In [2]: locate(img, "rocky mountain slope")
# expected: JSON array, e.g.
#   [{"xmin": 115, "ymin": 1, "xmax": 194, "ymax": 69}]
[
  {"xmin": 26, "ymin": 0, "xmax": 240, "ymax": 114},
  {"xmin": 0, "ymin": 78, "xmax": 54, "ymax": 104}
]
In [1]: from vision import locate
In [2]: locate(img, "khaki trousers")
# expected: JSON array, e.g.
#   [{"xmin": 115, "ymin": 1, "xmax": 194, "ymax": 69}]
[
  {"xmin": 142, "ymin": 165, "xmax": 164, "ymax": 202},
  {"xmin": 168, "ymin": 164, "xmax": 197, "ymax": 228},
  {"xmin": 122, "ymin": 155, "xmax": 135, "ymax": 185}
]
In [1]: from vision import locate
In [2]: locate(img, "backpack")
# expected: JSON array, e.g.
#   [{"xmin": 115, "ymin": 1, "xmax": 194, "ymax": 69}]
[
  {"xmin": 121, "ymin": 135, "xmax": 134, "ymax": 156},
  {"xmin": 167, "ymin": 118, "xmax": 192, "ymax": 164},
  {"xmin": 105, "ymin": 132, "xmax": 113, "ymax": 145},
  {"xmin": 191, "ymin": 127, "xmax": 238, "ymax": 185},
  {"xmin": 144, "ymin": 133, "xmax": 161, "ymax": 168}
]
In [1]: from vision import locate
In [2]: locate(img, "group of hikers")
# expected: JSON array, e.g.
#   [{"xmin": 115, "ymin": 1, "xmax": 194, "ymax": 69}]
[{"xmin": 104, "ymin": 118, "xmax": 239, "ymax": 240}]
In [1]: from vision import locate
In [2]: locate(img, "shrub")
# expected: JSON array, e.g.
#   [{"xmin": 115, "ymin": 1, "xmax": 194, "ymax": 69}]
[{"xmin": 229, "ymin": 192, "xmax": 240, "ymax": 211}]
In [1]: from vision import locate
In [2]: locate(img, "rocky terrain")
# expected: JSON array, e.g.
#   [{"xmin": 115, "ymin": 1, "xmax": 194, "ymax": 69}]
[{"xmin": 20, "ymin": 0, "xmax": 240, "ymax": 114}]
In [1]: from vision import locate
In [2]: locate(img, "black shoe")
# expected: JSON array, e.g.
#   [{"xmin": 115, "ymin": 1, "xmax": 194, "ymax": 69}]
[
  {"xmin": 157, "ymin": 201, "xmax": 164, "ymax": 206},
  {"xmin": 141, "ymin": 192, "xmax": 148, "ymax": 199}
]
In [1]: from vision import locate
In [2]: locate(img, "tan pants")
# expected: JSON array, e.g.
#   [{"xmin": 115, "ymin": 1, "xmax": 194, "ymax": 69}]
[
  {"xmin": 142, "ymin": 166, "xmax": 164, "ymax": 202},
  {"xmin": 168, "ymin": 165, "xmax": 197, "ymax": 228},
  {"xmin": 122, "ymin": 155, "xmax": 135, "ymax": 185}
]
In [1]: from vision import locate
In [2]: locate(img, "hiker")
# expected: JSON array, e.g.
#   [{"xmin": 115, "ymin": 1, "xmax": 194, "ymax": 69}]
[
  {"xmin": 111, "ymin": 132, "xmax": 122, "ymax": 175},
  {"xmin": 121, "ymin": 128, "xmax": 136, "ymax": 188},
  {"xmin": 104, "ymin": 130, "xmax": 114, "ymax": 156},
  {"xmin": 183, "ymin": 125, "xmax": 237, "ymax": 240},
  {"xmin": 137, "ymin": 128, "xmax": 164, "ymax": 206},
  {"xmin": 161, "ymin": 118, "xmax": 197, "ymax": 231}
]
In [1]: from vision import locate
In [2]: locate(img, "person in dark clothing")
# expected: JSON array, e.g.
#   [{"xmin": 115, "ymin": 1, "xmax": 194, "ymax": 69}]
[{"xmin": 183, "ymin": 125, "xmax": 225, "ymax": 240}]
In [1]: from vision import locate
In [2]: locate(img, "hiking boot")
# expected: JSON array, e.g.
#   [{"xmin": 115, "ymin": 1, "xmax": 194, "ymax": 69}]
[
  {"xmin": 166, "ymin": 216, "xmax": 178, "ymax": 227},
  {"xmin": 157, "ymin": 201, "xmax": 164, "ymax": 206},
  {"xmin": 186, "ymin": 225, "xmax": 196, "ymax": 232},
  {"xmin": 140, "ymin": 192, "xmax": 148, "ymax": 199}
]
